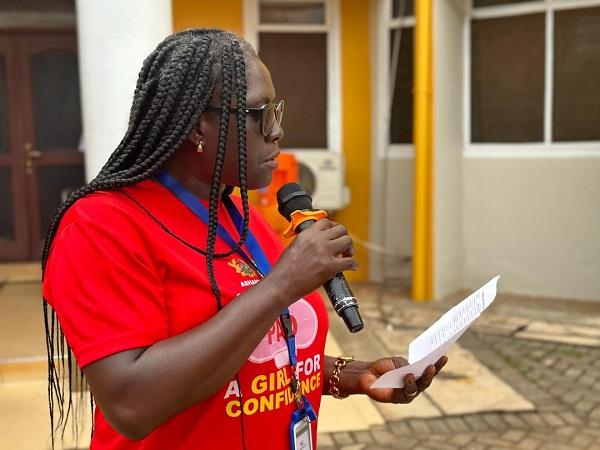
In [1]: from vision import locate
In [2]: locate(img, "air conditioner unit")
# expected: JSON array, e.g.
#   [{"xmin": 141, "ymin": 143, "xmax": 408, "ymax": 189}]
[{"xmin": 288, "ymin": 150, "xmax": 350, "ymax": 212}]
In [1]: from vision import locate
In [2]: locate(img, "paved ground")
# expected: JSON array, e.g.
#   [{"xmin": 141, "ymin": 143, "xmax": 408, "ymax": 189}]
[
  {"xmin": 2, "ymin": 265, "xmax": 600, "ymax": 449},
  {"xmin": 318, "ymin": 281, "xmax": 600, "ymax": 450}
]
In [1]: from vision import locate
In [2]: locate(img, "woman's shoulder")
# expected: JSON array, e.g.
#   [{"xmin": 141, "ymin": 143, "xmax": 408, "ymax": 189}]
[{"xmin": 61, "ymin": 179, "xmax": 165, "ymax": 226}]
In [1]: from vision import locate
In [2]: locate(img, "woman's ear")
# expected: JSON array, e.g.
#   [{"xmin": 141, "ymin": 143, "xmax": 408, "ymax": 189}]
[{"xmin": 188, "ymin": 126, "xmax": 204, "ymax": 153}]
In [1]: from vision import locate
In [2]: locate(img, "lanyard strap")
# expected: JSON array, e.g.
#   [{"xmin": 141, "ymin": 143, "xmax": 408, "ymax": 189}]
[
  {"xmin": 154, "ymin": 170, "xmax": 314, "ymax": 418},
  {"xmin": 154, "ymin": 170, "xmax": 256, "ymax": 267},
  {"xmin": 221, "ymin": 194, "xmax": 298, "ymax": 368}
]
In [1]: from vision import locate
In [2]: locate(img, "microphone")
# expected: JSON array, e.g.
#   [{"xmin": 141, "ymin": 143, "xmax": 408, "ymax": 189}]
[{"xmin": 276, "ymin": 182, "xmax": 364, "ymax": 333}]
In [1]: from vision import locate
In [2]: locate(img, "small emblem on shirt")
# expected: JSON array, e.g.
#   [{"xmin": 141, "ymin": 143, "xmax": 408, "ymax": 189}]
[{"xmin": 228, "ymin": 258, "xmax": 257, "ymax": 277}]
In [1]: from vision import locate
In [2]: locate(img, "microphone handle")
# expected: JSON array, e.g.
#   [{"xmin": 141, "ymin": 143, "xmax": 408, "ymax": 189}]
[
  {"xmin": 295, "ymin": 219, "xmax": 364, "ymax": 333},
  {"xmin": 324, "ymin": 273, "xmax": 364, "ymax": 333}
]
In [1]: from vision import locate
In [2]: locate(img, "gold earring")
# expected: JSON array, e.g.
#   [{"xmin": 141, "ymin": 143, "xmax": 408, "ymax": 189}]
[{"xmin": 197, "ymin": 139, "xmax": 204, "ymax": 153}]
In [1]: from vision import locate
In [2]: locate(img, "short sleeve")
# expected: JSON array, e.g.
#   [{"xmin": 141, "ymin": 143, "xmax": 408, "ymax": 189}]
[{"xmin": 44, "ymin": 216, "xmax": 168, "ymax": 369}]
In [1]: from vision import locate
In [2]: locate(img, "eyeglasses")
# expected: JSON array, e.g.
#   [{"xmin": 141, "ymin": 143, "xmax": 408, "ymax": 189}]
[{"xmin": 206, "ymin": 100, "xmax": 284, "ymax": 136}]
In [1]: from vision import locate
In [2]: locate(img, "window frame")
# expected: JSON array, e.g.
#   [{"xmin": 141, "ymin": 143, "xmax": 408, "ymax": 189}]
[
  {"xmin": 243, "ymin": 0, "xmax": 342, "ymax": 154},
  {"xmin": 373, "ymin": 0, "xmax": 416, "ymax": 159},
  {"xmin": 465, "ymin": 0, "xmax": 600, "ymax": 157}
]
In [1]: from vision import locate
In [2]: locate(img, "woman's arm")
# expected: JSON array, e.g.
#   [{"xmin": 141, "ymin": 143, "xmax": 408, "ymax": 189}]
[{"xmin": 82, "ymin": 218, "xmax": 356, "ymax": 440}]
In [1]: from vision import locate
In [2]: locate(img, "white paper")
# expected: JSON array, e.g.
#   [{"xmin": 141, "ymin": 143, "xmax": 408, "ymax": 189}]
[{"xmin": 371, "ymin": 276, "xmax": 499, "ymax": 389}]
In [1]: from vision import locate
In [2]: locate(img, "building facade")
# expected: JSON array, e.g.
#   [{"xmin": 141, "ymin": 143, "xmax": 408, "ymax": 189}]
[{"xmin": 1, "ymin": 0, "xmax": 598, "ymax": 301}]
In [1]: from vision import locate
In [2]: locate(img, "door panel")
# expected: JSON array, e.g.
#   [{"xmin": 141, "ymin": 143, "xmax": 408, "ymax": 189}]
[
  {"xmin": 0, "ymin": 32, "xmax": 83, "ymax": 261},
  {"xmin": 0, "ymin": 56, "xmax": 8, "ymax": 153},
  {"xmin": 17, "ymin": 35, "xmax": 83, "ymax": 259},
  {"xmin": 0, "ymin": 167, "xmax": 14, "ymax": 243},
  {"xmin": 0, "ymin": 35, "xmax": 29, "ymax": 260},
  {"xmin": 30, "ymin": 48, "xmax": 82, "ymax": 152}
]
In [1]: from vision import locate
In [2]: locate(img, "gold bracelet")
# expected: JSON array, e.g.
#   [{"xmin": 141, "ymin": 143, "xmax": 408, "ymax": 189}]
[{"xmin": 329, "ymin": 355, "xmax": 355, "ymax": 399}]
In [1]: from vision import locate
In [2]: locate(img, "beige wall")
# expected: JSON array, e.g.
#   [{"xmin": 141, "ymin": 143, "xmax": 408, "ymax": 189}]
[{"xmin": 463, "ymin": 157, "xmax": 600, "ymax": 301}]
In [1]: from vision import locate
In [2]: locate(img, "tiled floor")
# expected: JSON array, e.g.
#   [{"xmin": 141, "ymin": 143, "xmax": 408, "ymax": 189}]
[
  {"xmin": 0, "ymin": 281, "xmax": 46, "ymax": 363},
  {"xmin": 0, "ymin": 278, "xmax": 91, "ymax": 450},
  {"xmin": 0, "ymin": 267, "xmax": 541, "ymax": 449}
]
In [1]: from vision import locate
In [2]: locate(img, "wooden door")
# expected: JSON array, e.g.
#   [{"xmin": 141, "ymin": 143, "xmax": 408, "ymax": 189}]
[{"xmin": 0, "ymin": 31, "xmax": 84, "ymax": 261}]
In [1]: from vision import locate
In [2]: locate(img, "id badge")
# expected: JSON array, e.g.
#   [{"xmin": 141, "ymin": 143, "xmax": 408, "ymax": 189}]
[{"xmin": 290, "ymin": 410, "xmax": 314, "ymax": 450}]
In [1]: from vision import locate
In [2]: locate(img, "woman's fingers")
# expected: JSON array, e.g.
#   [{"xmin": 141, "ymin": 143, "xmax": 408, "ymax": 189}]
[{"xmin": 309, "ymin": 219, "xmax": 357, "ymax": 264}]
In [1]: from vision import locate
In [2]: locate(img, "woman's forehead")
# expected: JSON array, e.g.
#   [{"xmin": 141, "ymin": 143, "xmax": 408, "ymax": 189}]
[{"xmin": 245, "ymin": 58, "xmax": 276, "ymax": 105}]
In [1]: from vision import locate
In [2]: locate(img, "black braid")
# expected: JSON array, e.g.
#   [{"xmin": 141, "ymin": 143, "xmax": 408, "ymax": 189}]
[
  {"xmin": 41, "ymin": 28, "xmax": 258, "ymax": 447},
  {"xmin": 204, "ymin": 49, "xmax": 234, "ymax": 310},
  {"xmin": 232, "ymin": 44, "xmax": 251, "ymax": 243}
]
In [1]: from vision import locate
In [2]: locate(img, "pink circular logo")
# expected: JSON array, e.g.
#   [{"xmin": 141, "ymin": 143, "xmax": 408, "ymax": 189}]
[{"xmin": 249, "ymin": 298, "xmax": 318, "ymax": 368}]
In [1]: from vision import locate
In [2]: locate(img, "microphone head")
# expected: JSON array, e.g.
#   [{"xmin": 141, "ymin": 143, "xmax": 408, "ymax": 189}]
[{"xmin": 276, "ymin": 182, "xmax": 313, "ymax": 221}]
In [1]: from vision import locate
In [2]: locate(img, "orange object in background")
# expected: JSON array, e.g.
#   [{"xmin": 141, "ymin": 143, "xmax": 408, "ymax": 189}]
[{"xmin": 249, "ymin": 151, "xmax": 299, "ymax": 246}]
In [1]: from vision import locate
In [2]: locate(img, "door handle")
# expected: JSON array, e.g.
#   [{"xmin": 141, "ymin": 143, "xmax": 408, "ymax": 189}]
[{"xmin": 24, "ymin": 142, "xmax": 42, "ymax": 175}]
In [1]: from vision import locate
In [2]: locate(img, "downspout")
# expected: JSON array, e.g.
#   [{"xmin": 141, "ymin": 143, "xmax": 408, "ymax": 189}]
[{"xmin": 412, "ymin": 0, "xmax": 434, "ymax": 301}]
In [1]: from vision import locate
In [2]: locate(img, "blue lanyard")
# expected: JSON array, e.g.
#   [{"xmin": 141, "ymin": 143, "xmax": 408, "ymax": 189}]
[{"xmin": 155, "ymin": 170, "xmax": 316, "ymax": 420}]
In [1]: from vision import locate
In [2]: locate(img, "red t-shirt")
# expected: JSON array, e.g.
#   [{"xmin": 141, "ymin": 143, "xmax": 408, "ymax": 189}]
[{"xmin": 43, "ymin": 179, "xmax": 329, "ymax": 449}]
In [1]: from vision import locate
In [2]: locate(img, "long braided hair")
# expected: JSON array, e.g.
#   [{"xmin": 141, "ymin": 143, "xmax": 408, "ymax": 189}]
[{"xmin": 42, "ymin": 28, "xmax": 258, "ymax": 444}]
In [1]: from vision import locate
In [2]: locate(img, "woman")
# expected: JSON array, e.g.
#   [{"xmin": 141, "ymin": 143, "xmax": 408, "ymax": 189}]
[{"xmin": 42, "ymin": 28, "xmax": 446, "ymax": 449}]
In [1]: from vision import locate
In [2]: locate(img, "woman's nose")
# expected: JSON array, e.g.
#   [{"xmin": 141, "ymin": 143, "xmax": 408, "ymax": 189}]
[{"xmin": 269, "ymin": 120, "xmax": 284, "ymax": 143}]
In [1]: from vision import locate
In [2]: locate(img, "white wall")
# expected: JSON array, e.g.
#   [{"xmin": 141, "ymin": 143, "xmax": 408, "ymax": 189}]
[{"xmin": 463, "ymin": 157, "xmax": 600, "ymax": 301}]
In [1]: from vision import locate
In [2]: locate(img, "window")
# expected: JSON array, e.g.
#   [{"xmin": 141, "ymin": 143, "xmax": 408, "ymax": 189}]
[
  {"xmin": 392, "ymin": 0, "xmax": 414, "ymax": 17},
  {"xmin": 259, "ymin": 33, "xmax": 327, "ymax": 148},
  {"xmin": 470, "ymin": 1, "xmax": 600, "ymax": 145},
  {"xmin": 553, "ymin": 7, "xmax": 600, "ymax": 141},
  {"xmin": 259, "ymin": 2, "xmax": 324, "ymax": 23},
  {"xmin": 471, "ymin": 13, "xmax": 545, "ymax": 142},
  {"xmin": 246, "ymin": 0, "xmax": 340, "ymax": 151},
  {"xmin": 389, "ymin": 0, "xmax": 414, "ymax": 145}
]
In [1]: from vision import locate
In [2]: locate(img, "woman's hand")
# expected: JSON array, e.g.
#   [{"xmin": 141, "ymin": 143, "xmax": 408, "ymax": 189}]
[
  {"xmin": 326, "ymin": 355, "xmax": 448, "ymax": 404},
  {"xmin": 362, "ymin": 356, "xmax": 448, "ymax": 403},
  {"xmin": 265, "ymin": 218, "xmax": 358, "ymax": 306}
]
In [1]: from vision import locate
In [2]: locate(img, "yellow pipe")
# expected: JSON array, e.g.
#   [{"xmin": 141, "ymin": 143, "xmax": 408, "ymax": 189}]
[{"xmin": 412, "ymin": 0, "xmax": 434, "ymax": 301}]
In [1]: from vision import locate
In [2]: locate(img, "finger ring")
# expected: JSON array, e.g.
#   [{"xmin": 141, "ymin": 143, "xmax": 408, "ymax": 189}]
[{"xmin": 405, "ymin": 390, "xmax": 418, "ymax": 397}]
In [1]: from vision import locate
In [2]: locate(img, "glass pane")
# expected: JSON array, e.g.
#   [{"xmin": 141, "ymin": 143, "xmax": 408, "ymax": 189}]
[
  {"xmin": 389, "ymin": 27, "xmax": 414, "ymax": 144},
  {"xmin": 553, "ymin": 6, "xmax": 600, "ymax": 142},
  {"xmin": 31, "ymin": 50, "xmax": 81, "ymax": 152},
  {"xmin": 473, "ymin": 0, "xmax": 541, "ymax": 7},
  {"xmin": 0, "ymin": 168, "xmax": 14, "ymax": 240},
  {"xmin": 259, "ymin": 33, "xmax": 327, "ymax": 149},
  {"xmin": 471, "ymin": 13, "xmax": 545, "ymax": 143},
  {"xmin": 260, "ymin": 2, "xmax": 324, "ymax": 24},
  {"xmin": 392, "ymin": 0, "xmax": 414, "ymax": 18},
  {"xmin": 37, "ymin": 166, "xmax": 84, "ymax": 238},
  {"xmin": 0, "ymin": 57, "xmax": 8, "ymax": 154}
]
